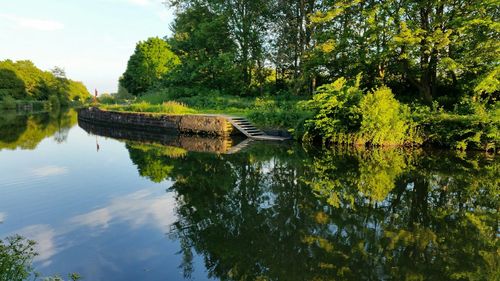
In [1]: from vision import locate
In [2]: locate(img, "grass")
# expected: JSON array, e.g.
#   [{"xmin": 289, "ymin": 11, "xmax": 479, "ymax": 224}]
[
  {"xmin": 100, "ymin": 101, "xmax": 197, "ymax": 115},
  {"xmin": 141, "ymin": 90, "xmax": 312, "ymax": 131},
  {"xmin": 97, "ymin": 90, "xmax": 313, "ymax": 136}
]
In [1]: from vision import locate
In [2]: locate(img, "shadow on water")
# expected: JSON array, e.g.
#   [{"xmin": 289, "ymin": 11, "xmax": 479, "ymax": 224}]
[
  {"xmin": 125, "ymin": 140, "xmax": 499, "ymax": 280},
  {"xmin": 0, "ymin": 108, "xmax": 77, "ymax": 151}
]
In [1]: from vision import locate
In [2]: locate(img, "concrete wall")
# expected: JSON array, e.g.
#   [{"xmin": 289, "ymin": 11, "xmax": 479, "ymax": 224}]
[{"xmin": 78, "ymin": 107, "xmax": 235, "ymax": 136}]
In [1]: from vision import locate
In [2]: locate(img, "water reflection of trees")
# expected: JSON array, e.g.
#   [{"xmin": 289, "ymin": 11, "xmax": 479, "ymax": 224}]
[
  {"xmin": 126, "ymin": 142, "xmax": 499, "ymax": 280},
  {"xmin": 0, "ymin": 109, "xmax": 77, "ymax": 150}
]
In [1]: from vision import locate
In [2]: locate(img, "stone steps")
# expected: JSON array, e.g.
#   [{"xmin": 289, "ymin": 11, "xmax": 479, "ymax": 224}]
[{"xmin": 226, "ymin": 117, "xmax": 289, "ymax": 141}]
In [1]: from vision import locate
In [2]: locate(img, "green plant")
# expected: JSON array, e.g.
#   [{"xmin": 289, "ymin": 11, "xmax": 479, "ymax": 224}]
[
  {"xmin": 48, "ymin": 95, "xmax": 60, "ymax": 110},
  {"xmin": 160, "ymin": 101, "xmax": 196, "ymax": 114},
  {"xmin": 98, "ymin": 93, "xmax": 116, "ymax": 104},
  {"xmin": 358, "ymin": 86, "xmax": 409, "ymax": 146},
  {"xmin": 0, "ymin": 235, "xmax": 37, "ymax": 281},
  {"xmin": 304, "ymin": 76, "xmax": 363, "ymax": 144},
  {"xmin": 1, "ymin": 95, "xmax": 16, "ymax": 109}
]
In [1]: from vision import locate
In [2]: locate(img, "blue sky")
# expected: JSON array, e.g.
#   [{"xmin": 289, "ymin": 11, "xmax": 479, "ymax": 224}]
[{"xmin": 0, "ymin": 0, "xmax": 175, "ymax": 93}]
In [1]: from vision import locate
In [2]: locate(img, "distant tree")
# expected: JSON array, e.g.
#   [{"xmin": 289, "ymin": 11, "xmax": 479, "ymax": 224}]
[
  {"xmin": 120, "ymin": 37, "xmax": 180, "ymax": 95},
  {"xmin": 51, "ymin": 66, "xmax": 66, "ymax": 79},
  {"xmin": 0, "ymin": 60, "xmax": 90, "ymax": 102}
]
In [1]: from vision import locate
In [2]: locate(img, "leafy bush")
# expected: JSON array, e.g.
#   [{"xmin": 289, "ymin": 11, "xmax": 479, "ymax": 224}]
[
  {"xmin": 420, "ymin": 113, "xmax": 498, "ymax": 151},
  {"xmin": 98, "ymin": 93, "xmax": 116, "ymax": 104},
  {"xmin": 304, "ymin": 77, "xmax": 422, "ymax": 146},
  {"xmin": 1, "ymin": 95, "xmax": 16, "ymax": 109},
  {"xmin": 0, "ymin": 236, "xmax": 82, "ymax": 281},
  {"xmin": 304, "ymin": 76, "xmax": 363, "ymax": 145},
  {"xmin": 0, "ymin": 235, "xmax": 37, "ymax": 281},
  {"xmin": 48, "ymin": 95, "xmax": 60, "ymax": 110},
  {"xmin": 359, "ymin": 86, "xmax": 411, "ymax": 146}
]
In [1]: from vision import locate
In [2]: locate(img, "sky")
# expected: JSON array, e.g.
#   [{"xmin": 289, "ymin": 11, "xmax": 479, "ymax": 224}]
[{"xmin": 0, "ymin": 0, "xmax": 175, "ymax": 93}]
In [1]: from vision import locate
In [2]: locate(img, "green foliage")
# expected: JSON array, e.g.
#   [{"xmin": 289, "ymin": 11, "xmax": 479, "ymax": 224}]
[
  {"xmin": 116, "ymin": 82, "xmax": 135, "ymax": 100},
  {"xmin": 137, "ymin": 89, "xmax": 311, "ymax": 131},
  {"xmin": 97, "ymin": 93, "xmax": 116, "ymax": 105},
  {"xmin": 48, "ymin": 95, "xmax": 60, "ymax": 111},
  {"xmin": 101, "ymin": 101, "xmax": 196, "ymax": 114},
  {"xmin": 121, "ymin": 37, "xmax": 180, "ymax": 95},
  {"xmin": 0, "ymin": 235, "xmax": 37, "ymax": 281},
  {"xmin": 0, "ymin": 235, "xmax": 82, "ymax": 281},
  {"xmin": 165, "ymin": 4, "xmax": 242, "ymax": 94},
  {"xmin": 308, "ymin": 0, "xmax": 500, "ymax": 103},
  {"xmin": 1, "ymin": 95, "xmax": 16, "ymax": 110},
  {"xmin": 359, "ymin": 86, "xmax": 412, "ymax": 146},
  {"xmin": 474, "ymin": 65, "xmax": 500, "ymax": 101},
  {"xmin": 420, "ymin": 113, "xmax": 499, "ymax": 151},
  {"xmin": 304, "ymin": 76, "xmax": 363, "ymax": 144},
  {"xmin": 0, "ymin": 60, "xmax": 90, "ymax": 103}
]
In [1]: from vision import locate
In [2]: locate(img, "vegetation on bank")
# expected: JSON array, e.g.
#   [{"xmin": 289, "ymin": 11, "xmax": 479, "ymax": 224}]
[
  {"xmin": 0, "ymin": 60, "xmax": 91, "ymax": 109},
  {"xmin": 96, "ymin": 80, "xmax": 498, "ymax": 151}
]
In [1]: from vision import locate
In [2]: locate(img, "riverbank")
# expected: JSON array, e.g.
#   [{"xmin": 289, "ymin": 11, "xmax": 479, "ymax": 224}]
[{"xmin": 95, "ymin": 91, "xmax": 498, "ymax": 152}]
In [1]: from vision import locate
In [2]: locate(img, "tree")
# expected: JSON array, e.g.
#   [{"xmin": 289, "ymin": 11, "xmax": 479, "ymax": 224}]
[
  {"xmin": 166, "ymin": 4, "xmax": 242, "ymax": 93},
  {"xmin": 308, "ymin": 0, "xmax": 500, "ymax": 103},
  {"xmin": 120, "ymin": 37, "xmax": 180, "ymax": 95},
  {"xmin": 0, "ymin": 60, "xmax": 90, "ymax": 102}
]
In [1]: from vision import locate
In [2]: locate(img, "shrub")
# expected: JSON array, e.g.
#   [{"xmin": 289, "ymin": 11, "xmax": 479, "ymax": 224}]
[
  {"xmin": 359, "ymin": 86, "xmax": 409, "ymax": 146},
  {"xmin": 1, "ymin": 95, "xmax": 16, "ymax": 109},
  {"xmin": 304, "ymin": 76, "xmax": 363, "ymax": 144},
  {"xmin": 0, "ymin": 235, "xmax": 37, "ymax": 281},
  {"xmin": 98, "ymin": 93, "xmax": 116, "ymax": 104},
  {"xmin": 420, "ymin": 113, "xmax": 498, "ymax": 151},
  {"xmin": 48, "ymin": 95, "xmax": 60, "ymax": 110}
]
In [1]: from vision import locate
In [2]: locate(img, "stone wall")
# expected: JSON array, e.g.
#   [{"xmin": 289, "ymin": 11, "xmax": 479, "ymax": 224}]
[
  {"xmin": 78, "ymin": 119, "xmax": 235, "ymax": 153},
  {"xmin": 78, "ymin": 107, "xmax": 235, "ymax": 136}
]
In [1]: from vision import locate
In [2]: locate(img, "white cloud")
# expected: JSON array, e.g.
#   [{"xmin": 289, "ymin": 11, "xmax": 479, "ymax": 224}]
[
  {"xmin": 0, "ymin": 212, "xmax": 6, "ymax": 223},
  {"xmin": 32, "ymin": 165, "xmax": 68, "ymax": 177},
  {"xmin": 0, "ymin": 14, "xmax": 64, "ymax": 31},
  {"xmin": 10, "ymin": 187, "xmax": 176, "ymax": 268},
  {"xmin": 70, "ymin": 189, "xmax": 177, "ymax": 231},
  {"xmin": 17, "ymin": 224, "xmax": 58, "ymax": 267}
]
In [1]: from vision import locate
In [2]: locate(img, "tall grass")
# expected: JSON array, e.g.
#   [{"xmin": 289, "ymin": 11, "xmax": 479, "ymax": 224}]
[{"xmin": 101, "ymin": 101, "xmax": 197, "ymax": 114}]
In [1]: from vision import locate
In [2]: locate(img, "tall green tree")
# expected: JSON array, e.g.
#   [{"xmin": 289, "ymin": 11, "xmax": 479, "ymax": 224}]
[
  {"xmin": 309, "ymin": 0, "xmax": 500, "ymax": 103},
  {"xmin": 121, "ymin": 37, "xmax": 180, "ymax": 95},
  {"xmin": 166, "ymin": 4, "xmax": 242, "ymax": 93},
  {"xmin": 271, "ymin": 0, "xmax": 316, "ymax": 94},
  {"xmin": 168, "ymin": 0, "xmax": 273, "ymax": 93}
]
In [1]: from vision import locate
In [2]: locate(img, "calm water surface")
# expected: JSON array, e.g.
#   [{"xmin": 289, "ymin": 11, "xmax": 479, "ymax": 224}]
[{"xmin": 0, "ymin": 110, "xmax": 498, "ymax": 281}]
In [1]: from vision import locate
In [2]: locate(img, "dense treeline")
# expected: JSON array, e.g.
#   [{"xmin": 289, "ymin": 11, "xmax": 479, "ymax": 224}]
[
  {"xmin": 121, "ymin": 0, "xmax": 498, "ymax": 101},
  {"xmin": 118, "ymin": 0, "xmax": 499, "ymax": 150},
  {"xmin": 0, "ymin": 60, "xmax": 90, "ymax": 108}
]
